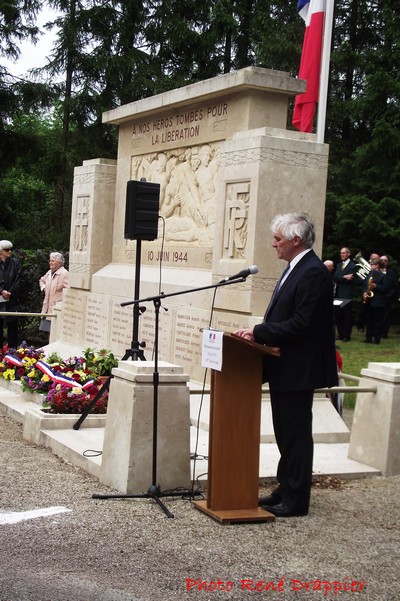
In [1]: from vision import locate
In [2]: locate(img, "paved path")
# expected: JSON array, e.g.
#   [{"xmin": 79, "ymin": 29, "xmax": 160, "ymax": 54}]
[{"xmin": 1, "ymin": 414, "xmax": 399, "ymax": 601}]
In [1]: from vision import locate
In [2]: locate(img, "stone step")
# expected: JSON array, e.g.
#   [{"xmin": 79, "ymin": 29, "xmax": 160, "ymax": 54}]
[
  {"xmin": 190, "ymin": 392, "xmax": 350, "ymax": 443},
  {"xmin": 0, "ymin": 383, "xmax": 380, "ymax": 485}
]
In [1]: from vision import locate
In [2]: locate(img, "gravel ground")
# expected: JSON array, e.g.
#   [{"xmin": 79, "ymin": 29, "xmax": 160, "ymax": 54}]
[{"xmin": 0, "ymin": 413, "xmax": 399, "ymax": 601}]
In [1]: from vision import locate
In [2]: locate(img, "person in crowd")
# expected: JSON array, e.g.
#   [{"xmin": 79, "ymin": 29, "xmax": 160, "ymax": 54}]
[
  {"xmin": 333, "ymin": 247, "xmax": 357, "ymax": 342},
  {"xmin": 380, "ymin": 255, "xmax": 398, "ymax": 338},
  {"xmin": 362, "ymin": 258, "xmax": 388, "ymax": 344},
  {"xmin": 234, "ymin": 212, "xmax": 337, "ymax": 517},
  {"xmin": 323, "ymin": 259, "xmax": 334, "ymax": 273},
  {"xmin": 0, "ymin": 240, "xmax": 21, "ymax": 349},
  {"xmin": 356, "ymin": 252, "xmax": 380, "ymax": 332},
  {"xmin": 39, "ymin": 252, "xmax": 69, "ymax": 334}
]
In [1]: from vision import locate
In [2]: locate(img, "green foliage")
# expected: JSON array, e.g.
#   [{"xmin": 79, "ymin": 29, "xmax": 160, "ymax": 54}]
[
  {"xmin": 338, "ymin": 328, "xmax": 400, "ymax": 409},
  {"xmin": 324, "ymin": 194, "xmax": 400, "ymax": 264},
  {"xmin": 0, "ymin": 0, "xmax": 399, "ymax": 276},
  {"xmin": 83, "ymin": 347, "xmax": 119, "ymax": 376},
  {"xmin": 0, "ymin": 0, "xmax": 40, "ymax": 60}
]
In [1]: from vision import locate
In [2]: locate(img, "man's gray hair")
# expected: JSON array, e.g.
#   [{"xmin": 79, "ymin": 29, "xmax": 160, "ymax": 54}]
[
  {"xmin": 50, "ymin": 252, "xmax": 65, "ymax": 265},
  {"xmin": 0, "ymin": 240, "xmax": 13, "ymax": 251},
  {"xmin": 270, "ymin": 212, "xmax": 315, "ymax": 248}
]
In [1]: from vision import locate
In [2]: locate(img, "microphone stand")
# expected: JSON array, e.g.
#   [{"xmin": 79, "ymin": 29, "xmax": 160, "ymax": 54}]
[{"xmin": 92, "ymin": 274, "xmax": 251, "ymax": 517}]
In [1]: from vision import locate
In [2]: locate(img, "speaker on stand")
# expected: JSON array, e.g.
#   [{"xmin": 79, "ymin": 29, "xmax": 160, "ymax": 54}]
[{"xmin": 124, "ymin": 179, "xmax": 160, "ymax": 360}]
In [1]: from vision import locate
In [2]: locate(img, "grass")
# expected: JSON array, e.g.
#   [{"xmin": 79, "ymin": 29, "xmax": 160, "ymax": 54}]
[{"xmin": 336, "ymin": 325, "xmax": 400, "ymax": 409}]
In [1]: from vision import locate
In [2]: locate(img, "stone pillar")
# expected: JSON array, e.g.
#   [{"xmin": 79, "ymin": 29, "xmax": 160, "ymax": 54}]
[
  {"xmin": 69, "ymin": 158, "xmax": 117, "ymax": 290},
  {"xmin": 348, "ymin": 362, "xmax": 400, "ymax": 475},
  {"xmin": 212, "ymin": 126, "xmax": 329, "ymax": 315},
  {"xmin": 100, "ymin": 360, "xmax": 191, "ymax": 493}
]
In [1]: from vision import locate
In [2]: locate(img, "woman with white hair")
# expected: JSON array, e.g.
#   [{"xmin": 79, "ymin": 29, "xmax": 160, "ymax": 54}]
[
  {"xmin": 39, "ymin": 252, "xmax": 69, "ymax": 334},
  {"xmin": 0, "ymin": 240, "xmax": 21, "ymax": 348}
]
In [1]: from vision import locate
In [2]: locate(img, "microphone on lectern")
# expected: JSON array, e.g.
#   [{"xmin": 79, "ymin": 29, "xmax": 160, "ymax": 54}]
[{"xmin": 219, "ymin": 265, "xmax": 259, "ymax": 283}]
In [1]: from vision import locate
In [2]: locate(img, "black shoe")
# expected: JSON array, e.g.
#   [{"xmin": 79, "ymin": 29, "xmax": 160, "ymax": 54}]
[
  {"xmin": 374, "ymin": 339, "xmax": 380, "ymax": 344},
  {"xmin": 261, "ymin": 502, "xmax": 308, "ymax": 517},
  {"xmin": 258, "ymin": 493, "xmax": 282, "ymax": 507},
  {"xmin": 364, "ymin": 339, "xmax": 372, "ymax": 343},
  {"xmin": 342, "ymin": 337, "xmax": 350, "ymax": 342}
]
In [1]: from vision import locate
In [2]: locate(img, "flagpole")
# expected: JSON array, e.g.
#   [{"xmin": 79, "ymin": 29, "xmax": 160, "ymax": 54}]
[{"xmin": 316, "ymin": 0, "xmax": 335, "ymax": 143}]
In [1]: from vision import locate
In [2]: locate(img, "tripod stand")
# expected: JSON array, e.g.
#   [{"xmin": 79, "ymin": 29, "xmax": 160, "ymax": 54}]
[
  {"xmin": 92, "ymin": 274, "xmax": 254, "ymax": 517},
  {"xmin": 123, "ymin": 239, "xmax": 147, "ymax": 361}
]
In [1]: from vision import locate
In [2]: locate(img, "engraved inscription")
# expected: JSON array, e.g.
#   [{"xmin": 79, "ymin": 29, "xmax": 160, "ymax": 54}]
[
  {"xmin": 173, "ymin": 310, "xmax": 210, "ymax": 371},
  {"xmin": 110, "ymin": 303, "xmax": 132, "ymax": 350},
  {"xmin": 61, "ymin": 293, "xmax": 85, "ymax": 345},
  {"xmin": 85, "ymin": 295, "xmax": 109, "ymax": 347},
  {"xmin": 131, "ymin": 103, "xmax": 228, "ymax": 150},
  {"xmin": 139, "ymin": 305, "xmax": 173, "ymax": 361}
]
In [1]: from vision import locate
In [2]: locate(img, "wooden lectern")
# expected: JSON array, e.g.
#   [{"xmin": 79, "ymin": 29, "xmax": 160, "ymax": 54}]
[{"xmin": 193, "ymin": 333, "xmax": 280, "ymax": 523}]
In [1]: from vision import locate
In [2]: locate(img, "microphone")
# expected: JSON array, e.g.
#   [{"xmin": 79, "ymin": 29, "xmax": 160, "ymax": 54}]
[{"xmin": 219, "ymin": 265, "xmax": 259, "ymax": 283}]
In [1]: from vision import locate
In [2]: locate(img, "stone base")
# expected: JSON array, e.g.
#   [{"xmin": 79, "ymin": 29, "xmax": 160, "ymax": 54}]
[{"xmin": 99, "ymin": 360, "xmax": 191, "ymax": 493}]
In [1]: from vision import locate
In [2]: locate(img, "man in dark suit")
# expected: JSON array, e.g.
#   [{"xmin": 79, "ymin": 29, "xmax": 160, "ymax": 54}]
[
  {"xmin": 333, "ymin": 247, "xmax": 357, "ymax": 341},
  {"xmin": 0, "ymin": 240, "xmax": 21, "ymax": 349},
  {"xmin": 380, "ymin": 255, "xmax": 399, "ymax": 338},
  {"xmin": 235, "ymin": 212, "xmax": 338, "ymax": 517}
]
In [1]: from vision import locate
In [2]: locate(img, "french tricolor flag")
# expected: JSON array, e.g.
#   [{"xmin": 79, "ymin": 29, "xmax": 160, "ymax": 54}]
[
  {"xmin": 82, "ymin": 379, "xmax": 95, "ymax": 391},
  {"xmin": 52, "ymin": 373, "xmax": 82, "ymax": 389},
  {"xmin": 3, "ymin": 354, "xmax": 23, "ymax": 368},
  {"xmin": 35, "ymin": 360, "xmax": 55, "ymax": 379},
  {"xmin": 292, "ymin": 0, "xmax": 326, "ymax": 133}
]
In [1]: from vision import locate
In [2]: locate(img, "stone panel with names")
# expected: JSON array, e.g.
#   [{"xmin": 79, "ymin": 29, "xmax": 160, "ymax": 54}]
[
  {"xmin": 173, "ymin": 308, "xmax": 210, "ymax": 381},
  {"xmin": 84, "ymin": 294, "xmax": 110, "ymax": 348},
  {"xmin": 61, "ymin": 290, "xmax": 86, "ymax": 347},
  {"xmin": 110, "ymin": 302, "xmax": 133, "ymax": 358},
  {"xmin": 214, "ymin": 314, "xmax": 245, "ymax": 334},
  {"xmin": 139, "ymin": 305, "xmax": 174, "ymax": 361}
]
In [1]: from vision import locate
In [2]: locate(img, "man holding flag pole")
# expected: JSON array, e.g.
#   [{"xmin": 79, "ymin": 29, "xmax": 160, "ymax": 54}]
[{"xmin": 292, "ymin": 0, "xmax": 335, "ymax": 143}]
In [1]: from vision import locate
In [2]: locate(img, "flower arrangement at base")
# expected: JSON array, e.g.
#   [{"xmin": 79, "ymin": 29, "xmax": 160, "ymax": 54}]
[
  {"xmin": 0, "ymin": 343, "xmax": 46, "ymax": 386},
  {"xmin": 42, "ymin": 382, "xmax": 108, "ymax": 414},
  {"xmin": 0, "ymin": 344, "xmax": 118, "ymax": 414}
]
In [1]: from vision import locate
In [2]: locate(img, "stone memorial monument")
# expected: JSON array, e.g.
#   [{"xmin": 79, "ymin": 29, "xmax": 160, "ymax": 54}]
[{"xmin": 54, "ymin": 66, "xmax": 329, "ymax": 383}]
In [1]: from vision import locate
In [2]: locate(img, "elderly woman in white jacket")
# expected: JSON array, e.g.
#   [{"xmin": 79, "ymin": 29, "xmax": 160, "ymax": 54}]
[{"xmin": 39, "ymin": 252, "xmax": 69, "ymax": 333}]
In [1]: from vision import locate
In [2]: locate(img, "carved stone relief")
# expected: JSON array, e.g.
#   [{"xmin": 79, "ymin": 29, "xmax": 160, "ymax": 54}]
[
  {"xmin": 131, "ymin": 144, "xmax": 219, "ymax": 246},
  {"xmin": 223, "ymin": 182, "xmax": 250, "ymax": 259},
  {"xmin": 74, "ymin": 195, "xmax": 89, "ymax": 252}
]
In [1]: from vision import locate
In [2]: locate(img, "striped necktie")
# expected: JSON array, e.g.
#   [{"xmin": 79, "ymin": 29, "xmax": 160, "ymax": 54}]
[
  {"xmin": 265, "ymin": 263, "xmax": 291, "ymax": 318},
  {"xmin": 277, "ymin": 263, "xmax": 291, "ymax": 291}
]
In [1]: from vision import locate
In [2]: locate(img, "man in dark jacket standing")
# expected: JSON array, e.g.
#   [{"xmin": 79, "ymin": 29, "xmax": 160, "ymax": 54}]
[
  {"xmin": 333, "ymin": 247, "xmax": 357, "ymax": 342},
  {"xmin": 363, "ymin": 258, "xmax": 389, "ymax": 344},
  {"xmin": 235, "ymin": 212, "xmax": 338, "ymax": 517},
  {"xmin": 0, "ymin": 240, "xmax": 21, "ymax": 349}
]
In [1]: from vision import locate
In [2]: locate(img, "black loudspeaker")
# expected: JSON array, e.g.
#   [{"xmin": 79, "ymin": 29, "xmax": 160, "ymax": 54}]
[{"xmin": 124, "ymin": 180, "xmax": 160, "ymax": 241}]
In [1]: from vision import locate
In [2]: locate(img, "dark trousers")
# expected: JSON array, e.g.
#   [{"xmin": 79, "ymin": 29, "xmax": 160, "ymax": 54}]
[
  {"xmin": 365, "ymin": 305, "xmax": 385, "ymax": 342},
  {"xmin": 0, "ymin": 317, "xmax": 19, "ymax": 349},
  {"xmin": 270, "ymin": 389, "xmax": 314, "ymax": 511},
  {"xmin": 381, "ymin": 302, "xmax": 392, "ymax": 337},
  {"xmin": 334, "ymin": 300, "xmax": 353, "ymax": 339}
]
